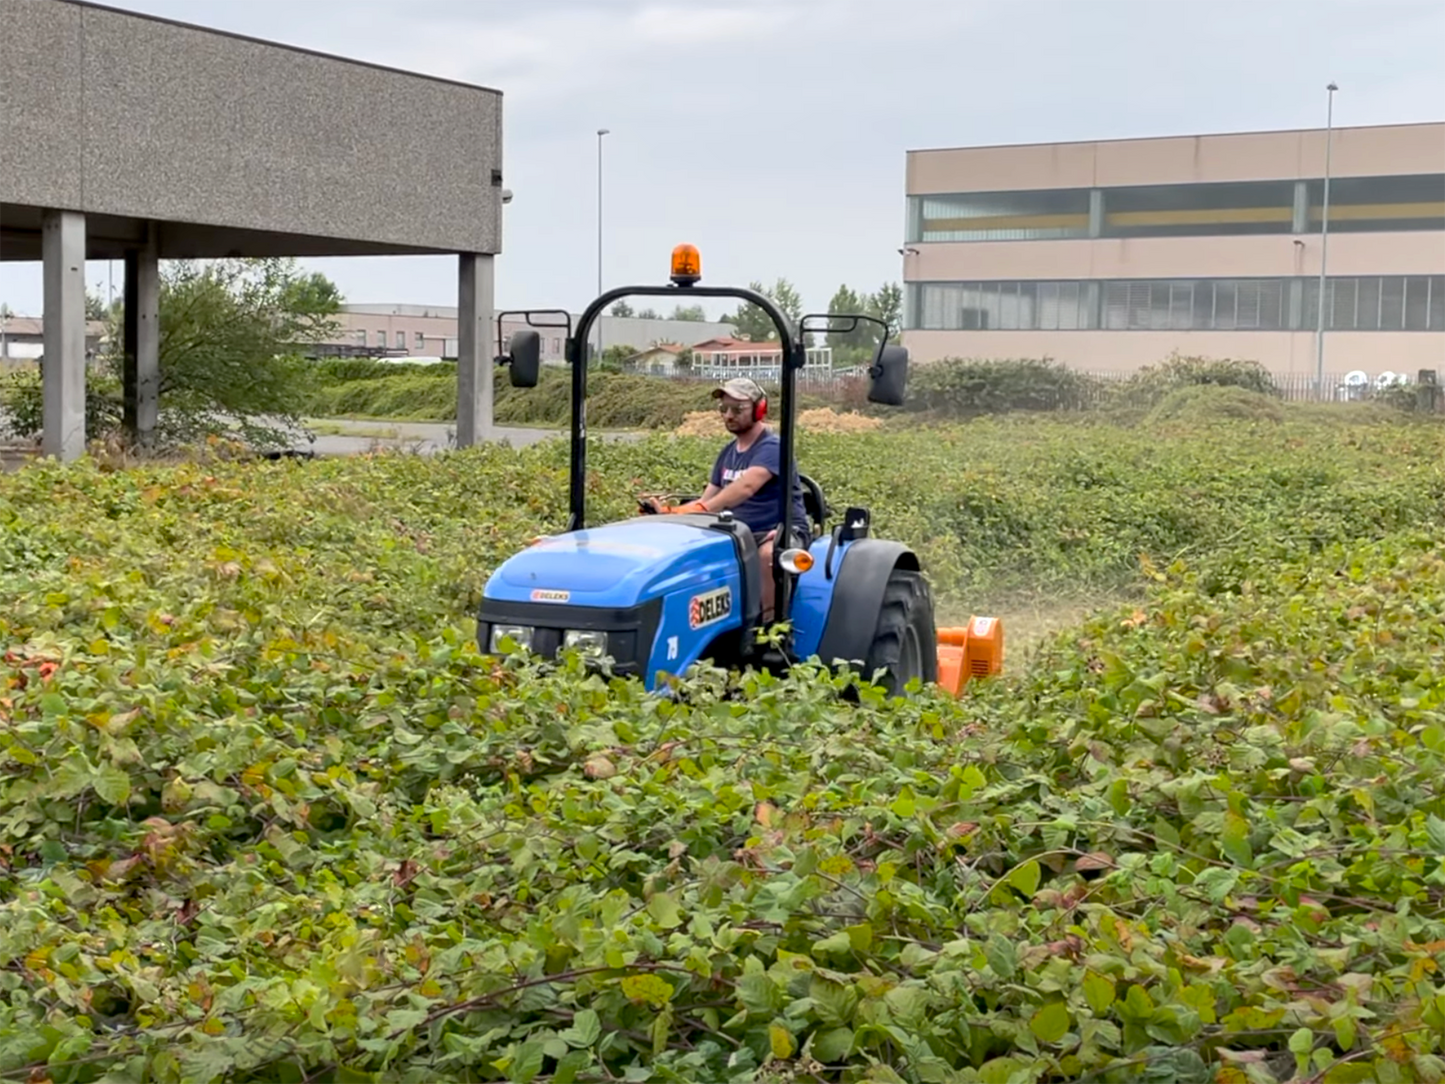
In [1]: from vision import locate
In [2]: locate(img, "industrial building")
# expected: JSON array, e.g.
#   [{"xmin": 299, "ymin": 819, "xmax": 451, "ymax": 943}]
[{"xmin": 900, "ymin": 121, "xmax": 1445, "ymax": 378}]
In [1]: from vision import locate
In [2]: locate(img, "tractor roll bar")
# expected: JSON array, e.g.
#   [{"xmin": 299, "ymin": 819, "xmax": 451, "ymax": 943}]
[{"xmin": 566, "ymin": 283, "xmax": 803, "ymax": 627}]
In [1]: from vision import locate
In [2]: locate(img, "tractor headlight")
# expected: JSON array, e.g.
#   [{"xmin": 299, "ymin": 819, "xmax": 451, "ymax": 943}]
[
  {"xmin": 490, "ymin": 624, "xmax": 535, "ymax": 652},
  {"xmin": 563, "ymin": 629, "xmax": 608, "ymax": 657}
]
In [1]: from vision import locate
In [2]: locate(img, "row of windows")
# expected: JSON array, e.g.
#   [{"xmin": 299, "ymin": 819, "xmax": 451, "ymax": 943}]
[
  {"xmin": 907, "ymin": 275, "xmax": 1445, "ymax": 333},
  {"xmin": 354, "ymin": 328, "xmax": 427, "ymax": 349},
  {"xmin": 908, "ymin": 173, "xmax": 1445, "ymax": 243},
  {"xmin": 346, "ymin": 330, "xmax": 570, "ymax": 359}
]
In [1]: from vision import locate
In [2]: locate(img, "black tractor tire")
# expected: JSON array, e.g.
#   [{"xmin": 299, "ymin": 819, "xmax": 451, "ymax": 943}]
[{"xmin": 861, "ymin": 567, "xmax": 938, "ymax": 698}]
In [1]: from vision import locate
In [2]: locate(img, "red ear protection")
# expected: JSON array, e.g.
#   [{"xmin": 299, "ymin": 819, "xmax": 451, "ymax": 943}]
[{"xmin": 754, "ymin": 396, "xmax": 768, "ymax": 422}]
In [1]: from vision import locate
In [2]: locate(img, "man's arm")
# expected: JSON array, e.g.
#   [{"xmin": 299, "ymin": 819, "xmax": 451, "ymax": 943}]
[{"xmin": 701, "ymin": 465, "xmax": 771, "ymax": 511}]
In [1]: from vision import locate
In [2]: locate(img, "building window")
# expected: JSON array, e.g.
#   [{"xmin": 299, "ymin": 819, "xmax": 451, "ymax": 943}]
[
  {"xmin": 1103, "ymin": 279, "xmax": 1287, "ymax": 330},
  {"xmin": 1304, "ymin": 173, "xmax": 1445, "ymax": 234},
  {"xmin": 357, "ymin": 330, "xmax": 367, "ymax": 345},
  {"xmin": 915, "ymin": 280, "xmax": 1097, "ymax": 330},
  {"xmin": 909, "ymin": 173, "xmax": 1445, "ymax": 243},
  {"xmin": 1302, "ymin": 275, "xmax": 1444, "ymax": 330},
  {"xmin": 396, "ymin": 331, "xmax": 405, "ymax": 349},
  {"xmin": 416, "ymin": 331, "xmax": 425, "ymax": 348},
  {"xmin": 1101, "ymin": 180, "xmax": 1297, "ymax": 238},
  {"xmin": 552, "ymin": 338, "xmax": 562, "ymax": 356},
  {"xmin": 908, "ymin": 188, "xmax": 1092, "ymax": 243},
  {"xmin": 377, "ymin": 330, "xmax": 386, "ymax": 348},
  {"xmin": 907, "ymin": 275, "xmax": 1444, "ymax": 332}
]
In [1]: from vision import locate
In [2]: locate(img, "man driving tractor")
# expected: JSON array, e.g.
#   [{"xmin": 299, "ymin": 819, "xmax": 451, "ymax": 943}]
[{"xmin": 642, "ymin": 376, "xmax": 810, "ymax": 622}]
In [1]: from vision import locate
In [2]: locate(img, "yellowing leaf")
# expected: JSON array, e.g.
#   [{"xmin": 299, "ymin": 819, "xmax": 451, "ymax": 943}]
[
  {"xmin": 769, "ymin": 1022, "xmax": 795, "ymax": 1060},
  {"xmin": 1006, "ymin": 859, "xmax": 1041, "ymax": 897}
]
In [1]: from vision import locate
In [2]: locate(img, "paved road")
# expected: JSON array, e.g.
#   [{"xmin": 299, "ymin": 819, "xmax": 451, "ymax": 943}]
[{"xmin": 294, "ymin": 419, "xmax": 644, "ymax": 457}]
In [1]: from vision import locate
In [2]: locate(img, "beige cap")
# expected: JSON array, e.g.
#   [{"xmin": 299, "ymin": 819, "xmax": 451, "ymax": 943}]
[{"xmin": 710, "ymin": 377, "xmax": 766, "ymax": 402}]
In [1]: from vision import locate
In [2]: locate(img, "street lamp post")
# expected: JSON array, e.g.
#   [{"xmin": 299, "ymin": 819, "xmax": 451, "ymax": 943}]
[
  {"xmin": 596, "ymin": 128, "xmax": 609, "ymax": 363},
  {"xmin": 1314, "ymin": 82, "xmax": 1338, "ymax": 397}
]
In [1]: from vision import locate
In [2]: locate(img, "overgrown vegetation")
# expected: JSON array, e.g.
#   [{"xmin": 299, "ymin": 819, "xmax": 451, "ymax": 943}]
[
  {"xmin": 301, "ymin": 351, "xmax": 1433, "ymax": 432},
  {"xmin": 2, "ymin": 412, "xmax": 1445, "ymax": 1082},
  {"xmin": 305, "ymin": 364, "xmax": 853, "ymax": 431}
]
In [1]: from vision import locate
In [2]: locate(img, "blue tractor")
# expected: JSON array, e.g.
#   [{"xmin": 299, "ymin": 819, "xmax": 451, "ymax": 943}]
[{"xmin": 476, "ymin": 244, "xmax": 1003, "ymax": 698}]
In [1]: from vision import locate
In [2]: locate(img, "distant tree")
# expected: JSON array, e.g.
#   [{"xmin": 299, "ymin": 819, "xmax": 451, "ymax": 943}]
[
  {"xmin": 869, "ymin": 281, "xmax": 903, "ymax": 344},
  {"xmin": 669, "ymin": 303, "xmax": 708, "ymax": 322},
  {"xmin": 595, "ymin": 343, "xmax": 635, "ymax": 372},
  {"xmin": 723, "ymin": 279, "xmax": 803, "ymax": 342},
  {"xmin": 145, "ymin": 258, "xmax": 343, "ymax": 446},
  {"xmin": 85, "ymin": 290, "xmax": 107, "ymax": 321},
  {"xmin": 826, "ymin": 284, "xmax": 871, "ymax": 364},
  {"xmin": 609, "ymin": 300, "xmax": 635, "ymax": 318},
  {"xmin": 636, "ymin": 308, "xmax": 660, "ymax": 321}
]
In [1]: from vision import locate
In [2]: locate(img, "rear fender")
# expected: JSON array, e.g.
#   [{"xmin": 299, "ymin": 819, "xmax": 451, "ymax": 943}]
[{"xmin": 810, "ymin": 539, "xmax": 920, "ymax": 672}]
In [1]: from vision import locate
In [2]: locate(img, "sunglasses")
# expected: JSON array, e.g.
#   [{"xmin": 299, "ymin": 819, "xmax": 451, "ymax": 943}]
[{"xmin": 718, "ymin": 402, "xmax": 751, "ymax": 415}]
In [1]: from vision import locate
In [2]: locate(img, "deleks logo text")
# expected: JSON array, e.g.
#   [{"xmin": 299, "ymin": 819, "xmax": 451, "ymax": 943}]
[{"xmin": 689, "ymin": 587, "xmax": 731, "ymax": 629}]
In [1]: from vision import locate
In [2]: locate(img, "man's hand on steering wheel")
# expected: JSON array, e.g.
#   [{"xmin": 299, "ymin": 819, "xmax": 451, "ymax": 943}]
[{"xmin": 637, "ymin": 492, "xmax": 709, "ymax": 515}]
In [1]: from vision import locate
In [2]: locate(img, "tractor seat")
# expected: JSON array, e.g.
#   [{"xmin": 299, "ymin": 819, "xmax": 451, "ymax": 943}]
[{"xmin": 798, "ymin": 473, "xmax": 828, "ymax": 536}]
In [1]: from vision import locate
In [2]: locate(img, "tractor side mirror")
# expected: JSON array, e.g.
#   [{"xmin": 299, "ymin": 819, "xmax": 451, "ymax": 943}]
[
  {"xmin": 500, "ymin": 328, "xmax": 541, "ymax": 388},
  {"xmin": 867, "ymin": 344, "xmax": 909, "ymax": 406}
]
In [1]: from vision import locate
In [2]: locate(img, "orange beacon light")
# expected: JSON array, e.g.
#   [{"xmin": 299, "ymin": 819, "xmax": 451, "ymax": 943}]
[{"xmin": 670, "ymin": 244, "xmax": 702, "ymax": 285}]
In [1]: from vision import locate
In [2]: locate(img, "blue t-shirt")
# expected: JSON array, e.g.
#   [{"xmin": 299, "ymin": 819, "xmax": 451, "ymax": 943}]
[{"xmin": 709, "ymin": 428, "xmax": 810, "ymax": 541}]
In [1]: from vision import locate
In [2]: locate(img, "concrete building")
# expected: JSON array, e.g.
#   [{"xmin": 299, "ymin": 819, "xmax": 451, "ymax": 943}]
[
  {"xmin": 901, "ymin": 121, "xmax": 1445, "ymax": 378},
  {"xmin": 0, "ymin": 315, "xmax": 108, "ymax": 365},
  {"xmin": 0, "ymin": 0, "xmax": 503, "ymax": 460},
  {"xmin": 325, "ymin": 304, "xmax": 738, "ymax": 365}
]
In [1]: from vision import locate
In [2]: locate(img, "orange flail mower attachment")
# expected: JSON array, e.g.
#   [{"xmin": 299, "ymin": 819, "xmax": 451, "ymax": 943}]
[{"xmin": 936, "ymin": 616, "xmax": 1004, "ymax": 696}]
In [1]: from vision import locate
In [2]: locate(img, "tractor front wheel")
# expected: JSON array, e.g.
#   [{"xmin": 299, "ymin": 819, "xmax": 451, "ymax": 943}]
[{"xmin": 862, "ymin": 567, "xmax": 938, "ymax": 697}]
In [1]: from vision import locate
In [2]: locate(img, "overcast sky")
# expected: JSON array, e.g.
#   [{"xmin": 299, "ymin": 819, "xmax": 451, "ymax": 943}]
[{"xmin": 3, "ymin": 0, "xmax": 1443, "ymax": 320}]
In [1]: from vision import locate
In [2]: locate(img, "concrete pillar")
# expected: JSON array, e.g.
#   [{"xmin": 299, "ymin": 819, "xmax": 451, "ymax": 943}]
[
  {"xmin": 41, "ymin": 208, "xmax": 87, "ymax": 461},
  {"xmin": 456, "ymin": 252, "xmax": 495, "ymax": 448},
  {"xmin": 123, "ymin": 224, "xmax": 160, "ymax": 445}
]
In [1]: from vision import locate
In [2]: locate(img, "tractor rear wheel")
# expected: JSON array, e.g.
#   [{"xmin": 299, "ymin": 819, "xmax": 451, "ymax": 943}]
[{"xmin": 862, "ymin": 567, "xmax": 938, "ymax": 697}]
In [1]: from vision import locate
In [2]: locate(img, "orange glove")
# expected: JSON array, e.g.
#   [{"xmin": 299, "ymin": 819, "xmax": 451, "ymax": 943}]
[{"xmin": 666, "ymin": 500, "xmax": 710, "ymax": 514}]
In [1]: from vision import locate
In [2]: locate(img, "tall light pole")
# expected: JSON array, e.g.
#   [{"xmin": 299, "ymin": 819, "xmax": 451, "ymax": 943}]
[
  {"xmin": 596, "ymin": 128, "xmax": 609, "ymax": 363},
  {"xmin": 1314, "ymin": 82, "xmax": 1337, "ymax": 396}
]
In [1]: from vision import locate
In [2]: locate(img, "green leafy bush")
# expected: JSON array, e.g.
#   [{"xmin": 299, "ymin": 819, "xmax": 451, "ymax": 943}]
[
  {"xmin": 1, "ymin": 416, "xmax": 1444, "ymax": 1082},
  {"xmin": 1143, "ymin": 384, "xmax": 1287, "ymax": 426},
  {"xmin": 1118, "ymin": 353, "xmax": 1280, "ymax": 402},
  {"xmin": 0, "ymin": 367, "xmax": 125, "ymax": 445}
]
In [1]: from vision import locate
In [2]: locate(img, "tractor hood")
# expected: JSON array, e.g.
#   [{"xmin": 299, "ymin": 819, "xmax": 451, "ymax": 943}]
[{"xmin": 486, "ymin": 517, "xmax": 738, "ymax": 610}]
